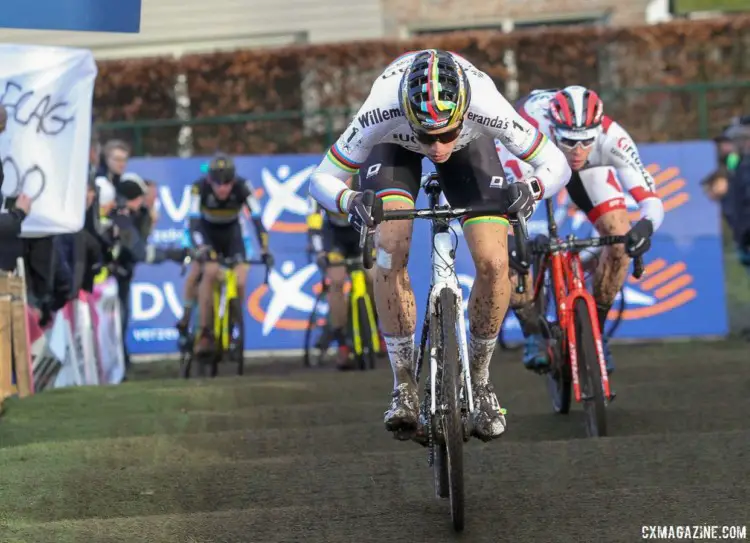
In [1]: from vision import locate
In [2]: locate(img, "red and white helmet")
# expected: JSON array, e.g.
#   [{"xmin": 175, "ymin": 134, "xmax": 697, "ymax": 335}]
[{"xmin": 548, "ymin": 86, "xmax": 604, "ymax": 141}]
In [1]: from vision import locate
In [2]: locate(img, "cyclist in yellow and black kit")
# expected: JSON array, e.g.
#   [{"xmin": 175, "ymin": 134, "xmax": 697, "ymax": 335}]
[
  {"xmin": 176, "ymin": 154, "xmax": 274, "ymax": 353},
  {"xmin": 307, "ymin": 176, "xmax": 379, "ymax": 368}
]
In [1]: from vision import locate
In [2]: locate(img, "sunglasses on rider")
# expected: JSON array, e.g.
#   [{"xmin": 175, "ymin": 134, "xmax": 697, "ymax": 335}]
[
  {"xmin": 209, "ymin": 172, "xmax": 235, "ymax": 186},
  {"xmin": 414, "ymin": 123, "xmax": 463, "ymax": 145},
  {"xmin": 557, "ymin": 137, "xmax": 596, "ymax": 150}
]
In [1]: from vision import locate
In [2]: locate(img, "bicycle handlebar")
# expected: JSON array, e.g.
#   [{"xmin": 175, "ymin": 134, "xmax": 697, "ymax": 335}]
[
  {"xmin": 524, "ymin": 235, "xmax": 644, "ymax": 280},
  {"xmin": 361, "ymin": 191, "xmax": 376, "ymax": 270},
  {"xmin": 320, "ymin": 255, "xmax": 365, "ymax": 270},
  {"xmin": 359, "ymin": 190, "xmax": 529, "ymax": 274},
  {"xmin": 180, "ymin": 249, "xmax": 273, "ymax": 284}
]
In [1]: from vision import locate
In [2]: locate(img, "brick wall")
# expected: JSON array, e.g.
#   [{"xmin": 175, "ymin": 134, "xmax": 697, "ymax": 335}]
[{"xmin": 382, "ymin": 0, "xmax": 653, "ymax": 36}]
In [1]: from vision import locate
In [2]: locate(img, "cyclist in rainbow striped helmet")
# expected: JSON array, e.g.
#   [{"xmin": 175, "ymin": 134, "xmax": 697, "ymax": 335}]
[{"xmin": 309, "ymin": 49, "xmax": 571, "ymax": 442}]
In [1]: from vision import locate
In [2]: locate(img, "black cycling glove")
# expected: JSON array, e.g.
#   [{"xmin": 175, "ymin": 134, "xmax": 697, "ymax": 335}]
[
  {"xmin": 505, "ymin": 181, "xmax": 535, "ymax": 223},
  {"xmin": 347, "ymin": 191, "xmax": 383, "ymax": 233},
  {"xmin": 625, "ymin": 218, "xmax": 654, "ymax": 257}
]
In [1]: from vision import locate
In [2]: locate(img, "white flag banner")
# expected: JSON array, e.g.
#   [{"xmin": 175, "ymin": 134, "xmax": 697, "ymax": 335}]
[{"xmin": 0, "ymin": 44, "xmax": 97, "ymax": 236}]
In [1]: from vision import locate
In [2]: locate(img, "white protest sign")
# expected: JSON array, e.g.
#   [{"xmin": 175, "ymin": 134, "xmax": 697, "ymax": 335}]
[{"xmin": 0, "ymin": 44, "xmax": 97, "ymax": 236}]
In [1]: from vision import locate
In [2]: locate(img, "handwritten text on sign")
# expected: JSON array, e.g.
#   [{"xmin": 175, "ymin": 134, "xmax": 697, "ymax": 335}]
[{"xmin": 0, "ymin": 45, "xmax": 96, "ymax": 235}]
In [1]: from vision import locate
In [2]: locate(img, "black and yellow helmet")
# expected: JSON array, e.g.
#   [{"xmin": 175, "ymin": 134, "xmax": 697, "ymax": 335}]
[{"xmin": 208, "ymin": 153, "xmax": 236, "ymax": 185}]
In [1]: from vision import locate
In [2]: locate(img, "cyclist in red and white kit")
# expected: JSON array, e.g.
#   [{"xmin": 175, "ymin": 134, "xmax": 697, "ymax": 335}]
[{"xmin": 496, "ymin": 86, "xmax": 665, "ymax": 373}]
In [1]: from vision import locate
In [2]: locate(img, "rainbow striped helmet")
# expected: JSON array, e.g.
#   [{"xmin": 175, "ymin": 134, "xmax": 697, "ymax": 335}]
[{"xmin": 400, "ymin": 49, "xmax": 471, "ymax": 131}]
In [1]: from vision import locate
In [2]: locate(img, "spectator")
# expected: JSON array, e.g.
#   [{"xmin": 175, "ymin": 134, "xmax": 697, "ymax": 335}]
[
  {"xmin": 109, "ymin": 173, "xmax": 180, "ymax": 373},
  {"xmin": 0, "ymin": 193, "xmax": 31, "ymax": 239},
  {"xmin": 96, "ymin": 139, "xmax": 130, "ymax": 187},
  {"xmin": 724, "ymin": 118, "xmax": 750, "ymax": 269},
  {"xmin": 130, "ymin": 178, "xmax": 159, "ymax": 241}
]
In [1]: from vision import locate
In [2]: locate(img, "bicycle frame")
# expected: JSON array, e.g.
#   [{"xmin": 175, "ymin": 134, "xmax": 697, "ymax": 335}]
[
  {"xmin": 349, "ymin": 268, "xmax": 380, "ymax": 356},
  {"xmin": 213, "ymin": 265, "xmax": 239, "ymax": 351},
  {"xmin": 531, "ymin": 200, "xmax": 611, "ymax": 402}
]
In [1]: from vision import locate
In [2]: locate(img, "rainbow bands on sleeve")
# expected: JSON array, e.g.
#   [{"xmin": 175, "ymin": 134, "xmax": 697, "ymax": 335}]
[
  {"xmin": 518, "ymin": 131, "xmax": 547, "ymax": 162},
  {"xmin": 326, "ymin": 143, "xmax": 360, "ymax": 174}
]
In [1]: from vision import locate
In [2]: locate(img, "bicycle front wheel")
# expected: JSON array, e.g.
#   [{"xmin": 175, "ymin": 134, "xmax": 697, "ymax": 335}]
[
  {"xmin": 432, "ymin": 288, "xmax": 465, "ymax": 532},
  {"xmin": 304, "ymin": 289, "xmax": 327, "ymax": 367},
  {"xmin": 573, "ymin": 298, "xmax": 607, "ymax": 437}
]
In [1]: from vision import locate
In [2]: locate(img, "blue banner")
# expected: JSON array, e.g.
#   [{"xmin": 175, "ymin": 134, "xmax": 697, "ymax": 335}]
[
  {"xmin": 127, "ymin": 141, "xmax": 728, "ymax": 355},
  {"xmin": 2, "ymin": 0, "xmax": 141, "ymax": 33}
]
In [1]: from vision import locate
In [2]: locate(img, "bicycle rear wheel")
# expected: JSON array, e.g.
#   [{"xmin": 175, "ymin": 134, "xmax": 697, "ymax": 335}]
[
  {"xmin": 431, "ymin": 288, "xmax": 465, "ymax": 532},
  {"xmin": 179, "ymin": 351, "xmax": 193, "ymax": 379},
  {"xmin": 304, "ymin": 290, "xmax": 327, "ymax": 367},
  {"xmin": 573, "ymin": 298, "xmax": 607, "ymax": 437},
  {"xmin": 228, "ymin": 299, "xmax": 245, "ymax": 376}
]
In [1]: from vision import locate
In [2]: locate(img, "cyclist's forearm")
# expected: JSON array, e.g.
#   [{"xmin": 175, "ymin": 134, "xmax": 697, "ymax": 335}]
[
  {"xmin": 184, "ymin": 217, "xmax": 203, "ymax": 247},
  {"xmin": 636, "ymin": 197, "xmax": 664, "ymax": 232},
  {"xmin": 527, "ymin": 140, "xmax": 572, "ymax": 199},
  {"xmin": 310, "ymin": 168, "xmax": 356, "ymax": 213},
  {"xmin": 251, "ymin": 216, "xmax": 269, "ymax": 251}
]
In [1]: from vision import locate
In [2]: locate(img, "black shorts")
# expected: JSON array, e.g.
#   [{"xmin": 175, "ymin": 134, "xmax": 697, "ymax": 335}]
[
  {"xmin": 196, "ymin": 219, "xmax": 246, "ymax": 259},
  {"xmin": 359, "ymin": 136, "xmax": 510, "ymax": 223},
  {"xmin": 323, "ymin": 220, "xmax": 361, "ymax": 258}
]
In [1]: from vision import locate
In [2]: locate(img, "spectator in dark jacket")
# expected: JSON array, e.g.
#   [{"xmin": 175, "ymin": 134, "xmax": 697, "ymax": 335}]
[
  {"xmin": 0, "ymin": 105, "xmax": 31, "ymax": 239},
  {"xmin": 95, "ymin": 139, "xmax": 130, "ymax": 187},
  {"xmin": 109, "ymin": 173, "xmax": 181, "ymax": 372},
  {"xmin": 722, "ymin": 118, "xmax": 750, "ymax": 269},
  {"xmin": 0, "ymin": 194, "xmax": 31, "ymax": 240}
]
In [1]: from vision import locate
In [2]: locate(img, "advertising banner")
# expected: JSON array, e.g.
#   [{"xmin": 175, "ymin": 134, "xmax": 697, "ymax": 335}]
[{"xmin": 126, "ymin": 141, "xmax": 727, "ymax": 355}]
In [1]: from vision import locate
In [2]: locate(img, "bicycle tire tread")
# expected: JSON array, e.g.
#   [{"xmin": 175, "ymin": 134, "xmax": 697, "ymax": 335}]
[{"xmin": 438, "ymin": 288, "xmax": 465, "ymax": 531}]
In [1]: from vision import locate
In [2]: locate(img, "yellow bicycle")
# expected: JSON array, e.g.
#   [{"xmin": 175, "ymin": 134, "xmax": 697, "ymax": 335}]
[
  {"xmin": 179, "ymin": 251, "xmax": 270, "ymax": 378},
  {"xmin": 304, "ymin": 253, "xmax": 382, "ymax": 370}
]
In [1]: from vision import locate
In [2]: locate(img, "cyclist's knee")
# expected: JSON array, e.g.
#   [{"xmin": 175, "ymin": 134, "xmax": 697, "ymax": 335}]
[
  {"xmin": 186, "ymin": 262, "xmax": 201, "ymax": 283},
  {"xmin": 474, "ymin": 255, "xmax": 509, "ymax": 286},
  {"xmin": 234, "ymin": 265, "xmax": 248, "ymax": 292},
  {"xmin": 376, "ymin": 229, "xmax": 410, "ymax": 272},
  {"xmin": 326, "ymin": 267, "xmax": 347, "ymax": 292},
  {"xmin": 202, "ymin": 262, "xmax": 221, "ymax": 283}
]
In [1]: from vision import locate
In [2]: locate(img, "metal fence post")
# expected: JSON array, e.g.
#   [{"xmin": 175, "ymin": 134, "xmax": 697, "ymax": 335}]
[
  {"xmin": 696, "ymin": 87, "xmax": 709, "ymax": 140},
  {"xmin": 324, "ymin": 110, "xmax": 334, "ymax": 148},
  {"xmin": 134, "ymin": 126, "xmax": 144, "ymax": 157}
]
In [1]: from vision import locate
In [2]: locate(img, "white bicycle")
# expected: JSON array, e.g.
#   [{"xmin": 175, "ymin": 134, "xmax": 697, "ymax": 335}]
[{"xmin": 360, "ymin": 173, "xmax": 528, "ymax": 532}]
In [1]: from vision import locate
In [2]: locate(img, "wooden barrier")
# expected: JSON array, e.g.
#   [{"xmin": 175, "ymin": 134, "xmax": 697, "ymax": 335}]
[{"xmin": 0, "ymin": 260, "xmax": 34, "ymax": 408}]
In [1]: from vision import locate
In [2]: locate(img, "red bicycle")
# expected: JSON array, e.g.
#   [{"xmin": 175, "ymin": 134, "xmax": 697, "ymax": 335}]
[{"xmin": 513, "ymin": 199, "xmax": 643, "ymax": 437}]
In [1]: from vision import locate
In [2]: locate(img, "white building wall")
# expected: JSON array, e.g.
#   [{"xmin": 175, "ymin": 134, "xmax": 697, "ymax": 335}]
[{"xmin": 0, "ymin": 0, "xmax": 385, "ymax": 59}]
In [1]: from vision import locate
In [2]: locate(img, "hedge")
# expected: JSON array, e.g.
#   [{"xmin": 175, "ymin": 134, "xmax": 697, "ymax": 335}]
[{"xmin": 94, "ymin": 16, "xmax": 750, "ymax": 155}]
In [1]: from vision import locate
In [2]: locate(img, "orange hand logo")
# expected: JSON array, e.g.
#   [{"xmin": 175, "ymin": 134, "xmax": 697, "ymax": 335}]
[
  {"xmin": 627, "ymin": 163, "xmax": 689, "ymax": 221},
  {"xmin": 609, "ymin": 257, "xmax": 697, "ymax": 320}
]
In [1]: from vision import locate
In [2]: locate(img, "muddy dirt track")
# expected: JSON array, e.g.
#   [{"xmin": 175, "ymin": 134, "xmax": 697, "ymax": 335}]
[{"xmin": 1, "ymin": 341, "xmax": 748, "ymax": 542}]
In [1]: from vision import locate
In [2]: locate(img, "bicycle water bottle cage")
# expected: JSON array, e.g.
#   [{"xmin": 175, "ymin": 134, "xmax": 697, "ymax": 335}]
[{"xmin": 421, "ymin": 172, "xmax": 441, "ymax": 195}]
